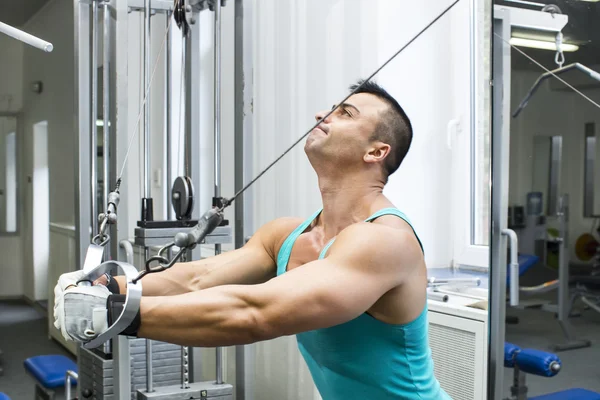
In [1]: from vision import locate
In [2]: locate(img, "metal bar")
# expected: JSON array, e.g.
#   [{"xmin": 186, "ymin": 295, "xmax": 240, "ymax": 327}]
[
  {"xmin": 502, "ymin": 228, "xmax": 520, "ymax": 306},
  {"xmin": 557, "ymin": 195, "xmax": 569, "ymax": 331},
  {"xmin": 214, "ymin": 0, "xmax": 224, "ymax": 385},
  {"xmin": 548, "ymin": 136, "xmax": 562, "ymax": 215},
  {"xmin": 166, "ymin": 11, "xmax": 173, "ymax": 219},
  {"xmin": 103, "ymin": 0, "xmax": 111, "ymax": 259},
  {"xmin": 74, "ymin": 0, "xmax": 92, "ymax": 274},
  {"xmin": 182, "ymin": 33, "xmax": 189, "ymax": 177},
  {"xmin": 65, "ymin": 370, "xmax": 78, "ymax": 400},
  {"xmin": 187, "ymin": 13, "xmax": 203, "ymax": 382},
  {"xmin": 127, "ymin": 0, "xmax": 173, "ymax": 12},
  {"xmin": 489, "ymin": 12, "xmax": 511, "ymax": 400},
  {"xmin": 504, "ymin": 0, "xmax": 545, "ymax": 8},
  {"xmin": 146, "ymin": 244, "xmax": 154, "ymax": 392},
  {"xmin": 110, "ymin": 0, "xmax": 134, "ymax": 395},
  {"xmin": 469, "ymin": 0, "xmax": 476, "ymax": 245},
  {"xmin": 91, "ymin": 1, "xmax": 99, "ymax": 238},
  {"xmin": 214, "ymin": 0, "xmax": 222, "ymax": 201},
  {"xmin": 147, "ymin": 338, "xmax": 154, "ymax": 391},
  {"xmin": 144, "ymin": 0, "xmax": 151, "ymax": 199},
  {"xmin": 0, "ymin": 21, "xmax": 53, "ymax": 52},
  {"xmin": 584, "ymin": 123, "xmax": 597, "ymax": 217},
  {"xmin": 119, "ymin": 239, "xmax": 134, "ymax": 264},
  {"xmin": 235, "ymin": 0, "xmax": 255, "ymax": 397}
]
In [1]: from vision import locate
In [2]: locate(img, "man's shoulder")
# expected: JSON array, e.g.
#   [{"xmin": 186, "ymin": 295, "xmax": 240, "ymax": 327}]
[
  {"xmin": 252, "ymin": 216, "xmax": 305, "ymax": 260},
  {"xmin": 329, "ymin": 222, "xmax": 422, "ymax": 268}
]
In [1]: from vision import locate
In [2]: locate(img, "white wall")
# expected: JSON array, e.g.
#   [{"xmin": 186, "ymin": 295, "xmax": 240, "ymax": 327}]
[
  {"xmin": 0, "ymin": 33, "xmax": 24, "ymax": 112},
  {"xmin": 20, "ymin": 0, "xmax": 75, "ymax": 300},
  {"xmin": 243, "ymin": 0, "xmax": 475, "ymax": 398},
  {"xmin": 0, "ymin": 22, "xmax": 24, "ymax": 298},
  {"xmin": 248, "ymin": 0, "xmax": 472, "ymax": 269},
  {"xmin": 0, "ymin": 117, "xmax": 22, "ymax": 297},
  {"xmin": 510, "ymin": 68, "xmax": 600, "ymax": 261}
]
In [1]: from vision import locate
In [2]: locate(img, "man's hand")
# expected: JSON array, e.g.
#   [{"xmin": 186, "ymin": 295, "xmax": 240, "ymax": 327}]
[
  {"xmin": 54, "ymin": 285, "xmax": 111, "ymax": 342},
  {"xmin": 53, "ymin": 270, "xmax": 87, "ymax": 325}
]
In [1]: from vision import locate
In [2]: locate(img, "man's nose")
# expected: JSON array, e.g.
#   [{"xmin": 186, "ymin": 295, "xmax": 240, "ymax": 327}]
[{"xmin": 315, "ymin": 110, "xmax": 328, "ymax": 122}]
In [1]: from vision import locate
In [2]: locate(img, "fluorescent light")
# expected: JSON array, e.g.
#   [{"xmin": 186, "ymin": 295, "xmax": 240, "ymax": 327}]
[
  {"xmin": 96, "ymin": 120, "xmax": 111, "ymax": 127},
  {"xmin": 510, "ymin": 37, "xmax": 579, "ymax": 52}
]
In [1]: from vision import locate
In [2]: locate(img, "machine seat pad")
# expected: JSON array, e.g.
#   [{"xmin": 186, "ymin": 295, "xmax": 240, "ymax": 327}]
[
  {"xmin": 531, "ymin": 388, "xmax": 600, "ymax": 400},
  {"xmin": 515, "ymin": 348, "xmax": 561, "ymax": 377},
  {"xmin": 0, "ymin": 393, "xmax": 10, "ymax": 400},
  {"xmin": 23, "ymin": 355, "xmax": 77, "ymax": 389},
  {"xmin": 504, "ymin": 342, "xmax": 520, "ymax": 368}
]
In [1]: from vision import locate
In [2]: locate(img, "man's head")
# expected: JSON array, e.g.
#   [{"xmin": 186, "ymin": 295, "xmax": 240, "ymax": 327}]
[{"xmin": 304, "ymin": 80, "xmax": 413, "ymax": 183}]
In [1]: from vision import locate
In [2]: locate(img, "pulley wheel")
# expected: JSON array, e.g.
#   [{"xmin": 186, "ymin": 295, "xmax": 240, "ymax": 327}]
[{"xmin": 172, "ymin": 176, "xmax": 194, "ymax": 220}]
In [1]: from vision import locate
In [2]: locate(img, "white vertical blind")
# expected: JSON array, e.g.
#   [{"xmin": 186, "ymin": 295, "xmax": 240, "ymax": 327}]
[{"xmin": 243, "ymin": 1, "xmax": 473, "ymax": 398}]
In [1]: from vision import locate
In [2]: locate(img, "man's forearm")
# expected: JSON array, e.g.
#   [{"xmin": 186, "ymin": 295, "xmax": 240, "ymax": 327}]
[
  {"xmin": 136, "ymin": 285, "xmax": 266, "ymax": 347},
  {"xmin": 112, "ymin": 262, "xmax": 201, "ymax": 296},
  {"xmin": 111, "ymin": 247, "xmax": 275, "ymax": 297}
]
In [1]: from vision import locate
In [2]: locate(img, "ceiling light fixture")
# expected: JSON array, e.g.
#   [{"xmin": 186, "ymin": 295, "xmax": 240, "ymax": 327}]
[{"xmin": 510, "ymin": 37, "xmax": 579, "ymax": 52}]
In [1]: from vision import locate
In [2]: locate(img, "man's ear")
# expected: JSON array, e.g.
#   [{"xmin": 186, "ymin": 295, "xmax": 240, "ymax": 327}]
[{"xmin": 364, "ymin": 142, "xmax": 391, "ymax": 164}]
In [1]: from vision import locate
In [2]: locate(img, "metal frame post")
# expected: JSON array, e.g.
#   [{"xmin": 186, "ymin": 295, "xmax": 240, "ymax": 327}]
[
  {"xmin": 214, "ymin": 0, "xmax": 224, "ymax": 385},
  {"xmin": 234, "ymin": 0, "xmax": 254, "ymax": 398},
  {"xmin": 102, "ymin": 0, "xmax": 111, "ymax": 259},
  {"xmin": 74, "ymin": 0, "xmax": 92, "ymax": 279},
  {"xmin": 91, "ymin": 0, "xmax": 99, "ymax": 238},
  {"xmin": 187, "ymin": 8, "xmax": 203, "ymax": 383},
  {"xmin": 107, "ymin": 0, "xmax": 133, "ymax": 397},
  {"xmin": 489, "ymin": 11, "xmax": 511, "ymax": 400}
]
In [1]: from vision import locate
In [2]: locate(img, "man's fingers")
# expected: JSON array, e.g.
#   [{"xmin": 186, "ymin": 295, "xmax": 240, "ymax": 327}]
[{"xmin": 93, "ymin": 274, "xmax": 109, "ymax": 286}]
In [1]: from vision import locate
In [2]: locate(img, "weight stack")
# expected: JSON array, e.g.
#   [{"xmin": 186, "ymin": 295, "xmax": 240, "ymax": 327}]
[{"xmin": 78, "ymin": 338, "xmax": 184, "ymax": 400}]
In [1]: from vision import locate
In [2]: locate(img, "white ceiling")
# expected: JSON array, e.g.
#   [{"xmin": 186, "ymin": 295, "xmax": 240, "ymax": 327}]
[{"xmin": 0, "ymin": 0, "xmax": 52, "ymax": 27}]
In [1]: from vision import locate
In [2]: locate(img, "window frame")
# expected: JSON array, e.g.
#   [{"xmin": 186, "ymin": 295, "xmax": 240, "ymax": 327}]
[{"xmin": 453, "ymin": 0, "xmax": 491, "ymax": 269}]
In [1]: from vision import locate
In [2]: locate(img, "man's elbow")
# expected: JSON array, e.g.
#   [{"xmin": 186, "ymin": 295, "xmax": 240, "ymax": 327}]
[{"xmin": 243, "ymin": 306, "xmax": 282, "ymax": 343}]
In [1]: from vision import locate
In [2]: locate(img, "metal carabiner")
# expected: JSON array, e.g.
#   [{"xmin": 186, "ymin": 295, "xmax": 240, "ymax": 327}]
[
  {"xmin": 555, "ymin": 32, "xmax": 565, "ymax": 68},
  {"xmin": 92, "ymin": 233, "xmax": 110, "ymax": 247}
]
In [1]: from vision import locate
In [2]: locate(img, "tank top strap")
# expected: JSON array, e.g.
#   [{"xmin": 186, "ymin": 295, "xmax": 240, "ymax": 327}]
[
  {"xmin": 276, "ymin": 208, "xmax": 323, "ymax": 276},
  {"xmin": 318, "ymin": 207, "xmax": 424, "ymax": 260}
]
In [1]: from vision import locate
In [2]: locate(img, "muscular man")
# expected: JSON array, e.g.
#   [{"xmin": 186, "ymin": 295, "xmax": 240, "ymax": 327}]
[{"xmin": 54, "ymin": 80, "xmax": 451, "ymax": 400}]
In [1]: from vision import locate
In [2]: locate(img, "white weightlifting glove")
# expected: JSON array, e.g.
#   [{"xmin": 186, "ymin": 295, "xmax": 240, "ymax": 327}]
[
  {"xmin": 54, "ymin": 285, "xmax": 110, "ymax": 342},
  {"xmin": 53, "ymin": 270, "xmax": 88, "ymax": 331}
]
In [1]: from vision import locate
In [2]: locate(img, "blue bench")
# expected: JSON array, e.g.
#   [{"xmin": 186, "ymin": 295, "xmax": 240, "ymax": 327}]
[
  {"xmin": 23, "ymin": 355, "xmax": 78, "ymax": 400},
  {"xmin": 504, "ymin": 342, "xmax": 600, "ymax": 400}
]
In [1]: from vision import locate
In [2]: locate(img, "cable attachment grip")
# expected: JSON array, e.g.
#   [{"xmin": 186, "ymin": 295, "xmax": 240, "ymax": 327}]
[{"xmin": 93, "ymin": 190, "xmax": 121, "ymax": 246}]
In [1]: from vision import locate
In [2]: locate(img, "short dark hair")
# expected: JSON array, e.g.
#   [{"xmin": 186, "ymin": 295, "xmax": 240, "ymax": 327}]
[{"xmin": 348, "ymin": 79, "xmax": 413, "ymax": 179}]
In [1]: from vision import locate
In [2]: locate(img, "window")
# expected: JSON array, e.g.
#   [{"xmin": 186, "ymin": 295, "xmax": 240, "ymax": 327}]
[{"xmin": 454, "ymin": 0, "xmax": 492, "ymax": 268}]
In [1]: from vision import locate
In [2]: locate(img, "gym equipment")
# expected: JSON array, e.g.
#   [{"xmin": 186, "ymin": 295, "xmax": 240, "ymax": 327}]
[
  {"xmin": 503, "ymin": 342, "xmax": 600, "ymax": 400},
  {"xmin": 575, "ymin": 233, "xmax": 600, "ymax": 264},
  {"xmin": 71, "ymin": 0, "xmax": 463, "ymax": 397},
  {"xmin": 23, "ymin": 355, "xmax": 78, "ymax": 400},
  {"xmin": 0, "ymin": 393, "xmax": 10, "ymax": 400}
]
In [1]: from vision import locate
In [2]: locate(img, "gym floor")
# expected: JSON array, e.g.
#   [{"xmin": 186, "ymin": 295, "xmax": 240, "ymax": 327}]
[
  {"xmin": 0, "ymin": 299, "xmax": 598, "ymax": 399},
  {"xmin": 504, "ymin": 299, "xmax": 600, "ymax": 398},
  {"xmin": 0, "ymin": 300, "xmax": 74, "ymax": 399}
]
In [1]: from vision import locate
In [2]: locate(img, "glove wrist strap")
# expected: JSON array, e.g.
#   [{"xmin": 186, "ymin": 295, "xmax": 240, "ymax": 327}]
[{"xmin": 107, "ymin": 294, "xmax": 141, "ymax": 337}]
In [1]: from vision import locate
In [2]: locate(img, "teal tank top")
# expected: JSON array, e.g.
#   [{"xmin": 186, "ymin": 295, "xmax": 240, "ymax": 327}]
[{"xmin": 276, "ymin": 208, "xmax": 452, "ymax": 400}]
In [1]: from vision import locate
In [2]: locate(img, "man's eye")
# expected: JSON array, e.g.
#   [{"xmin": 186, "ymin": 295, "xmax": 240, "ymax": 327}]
[{"xmin": 343, "ymin": 109, "xmax": 352, "ymax": 117}]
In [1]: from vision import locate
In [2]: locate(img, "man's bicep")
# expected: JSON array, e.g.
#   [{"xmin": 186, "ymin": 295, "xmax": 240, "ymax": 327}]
[{"xmin": 251, "ymin": 249, "xmax": 400, "ymax": 338}]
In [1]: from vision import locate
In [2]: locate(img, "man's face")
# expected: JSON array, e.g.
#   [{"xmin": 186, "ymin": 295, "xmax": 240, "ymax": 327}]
[{"xmin": 304, "ymin": 93, "xmax": 389, "ymax": 171}]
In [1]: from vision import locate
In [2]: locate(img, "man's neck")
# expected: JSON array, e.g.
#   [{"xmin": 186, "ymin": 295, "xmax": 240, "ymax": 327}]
[{"xmin": 317, "ymin": 174, "xmax": 386, "ymax": 241}]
